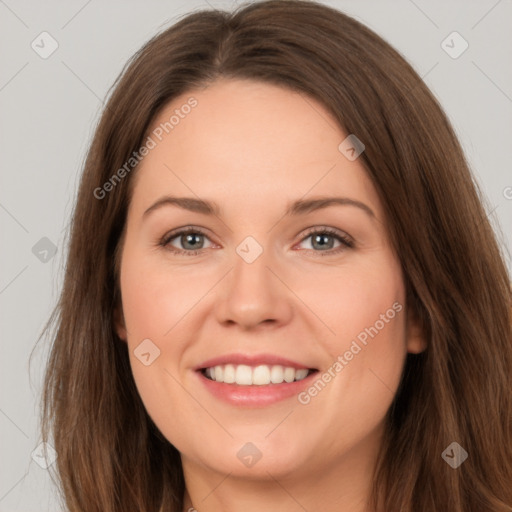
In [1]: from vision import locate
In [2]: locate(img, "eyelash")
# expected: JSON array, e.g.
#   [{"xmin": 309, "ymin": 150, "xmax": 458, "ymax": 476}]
[{"xmin": 159, "ymin": 226, "xmax": 354, "ymax": 257}]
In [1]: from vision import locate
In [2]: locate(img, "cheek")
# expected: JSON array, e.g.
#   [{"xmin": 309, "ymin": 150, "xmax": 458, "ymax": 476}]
[
  {"xmin": 297, "ymin": 253, "xmax": 406, "ymax": 350},
  {"xmin": 120, "ymin": 250, "xmax": 207, "ymax": 342},
  {"xmin": 118, "ymin": 251, "xmax": 193, "ymax": 399},
  {"xmin": 119, "ymin": 253, "xmax": 198, "ymax": 444},
  {"xmin": 301, "ymin": 252, "xmax": 407, "ymax": 401}
]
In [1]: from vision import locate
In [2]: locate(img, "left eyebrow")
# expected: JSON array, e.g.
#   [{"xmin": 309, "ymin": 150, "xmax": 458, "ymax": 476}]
[
  {"xmin": 286, "ymin": 196, "xmax": 375, "ymax": 219},
  {"xmin": 142, "ymin": 195, "xmax": 375, "ymax": 220}
]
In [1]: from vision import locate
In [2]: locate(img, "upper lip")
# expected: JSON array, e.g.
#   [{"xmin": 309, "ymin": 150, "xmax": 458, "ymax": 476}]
[{"xmin": 195, "ymin": 353, "xmax": 317, "ymax": 371}]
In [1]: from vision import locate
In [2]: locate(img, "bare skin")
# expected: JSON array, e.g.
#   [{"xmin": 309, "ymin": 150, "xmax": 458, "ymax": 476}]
[{"xmin": 114, "ymin": 78, "xmax": 426, "ymax": 512}]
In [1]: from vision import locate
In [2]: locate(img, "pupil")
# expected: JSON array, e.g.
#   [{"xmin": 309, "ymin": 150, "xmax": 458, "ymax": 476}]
[
  {"xmin": 183, "ymin": 233, "xmax": 202, "ymax": 250},
  {"xmin": 314, "ymin": 234, "xmax": 333, "ymax": 250}
]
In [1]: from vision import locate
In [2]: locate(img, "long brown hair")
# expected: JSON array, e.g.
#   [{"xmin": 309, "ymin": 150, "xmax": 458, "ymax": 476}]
[{"xmin": 37, "ymin": 1, "xmax": 512, "ymax": 510}]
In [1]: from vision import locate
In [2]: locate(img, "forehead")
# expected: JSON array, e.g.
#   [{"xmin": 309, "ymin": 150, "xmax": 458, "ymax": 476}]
[{"xmin": 130, "ymin": 78, "xmax": 383, "ymax": 220}]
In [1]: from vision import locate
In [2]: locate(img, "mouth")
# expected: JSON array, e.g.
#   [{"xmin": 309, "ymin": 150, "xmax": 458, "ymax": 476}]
[
  {"xmin": 194, "ymin": 354, "xmax": 319, "ymax": 407},
  {"xmin": 200, "ymin": 364, "xmax": 317, "ymax": 385}
]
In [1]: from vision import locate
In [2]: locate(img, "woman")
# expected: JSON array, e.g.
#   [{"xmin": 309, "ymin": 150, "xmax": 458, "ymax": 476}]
[{"xmin": 39, "ymin": 1, "xmax": 512, "ymax": 511}]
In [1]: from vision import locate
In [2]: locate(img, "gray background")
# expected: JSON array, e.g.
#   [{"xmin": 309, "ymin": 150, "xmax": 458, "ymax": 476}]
[{"xmin": 1, "ymin": 0, "xmax": 511, "ymax": 510}]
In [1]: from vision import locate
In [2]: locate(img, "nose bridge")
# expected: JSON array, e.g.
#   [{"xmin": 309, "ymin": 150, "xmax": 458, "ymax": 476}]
[{"xmin": 214, "ymin": 235, "xmax": 293, "ymax": 328}]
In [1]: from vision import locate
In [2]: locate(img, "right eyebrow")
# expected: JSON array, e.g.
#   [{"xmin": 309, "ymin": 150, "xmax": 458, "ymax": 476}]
[{"xmin": 143, "ymin": 196, "xmax": 220, "ymax": 218}]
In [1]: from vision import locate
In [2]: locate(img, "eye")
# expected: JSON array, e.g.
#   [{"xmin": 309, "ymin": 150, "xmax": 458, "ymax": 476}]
[
  {"xmin": 160, "ymin": 227, "xmax": 214, "ymax": 256},
  {"xmin": 159, "ymin": 226, "xmax": 354, "ymax": 257},
  {"xmin": 295, "ymin": 227, "xmax": 354, "ymax": 256}
]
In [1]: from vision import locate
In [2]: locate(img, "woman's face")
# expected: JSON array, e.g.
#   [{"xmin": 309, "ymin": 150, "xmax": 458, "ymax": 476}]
[{"xmin": 115, "ymin": 78, "xmax": 425, "ymax": 481}]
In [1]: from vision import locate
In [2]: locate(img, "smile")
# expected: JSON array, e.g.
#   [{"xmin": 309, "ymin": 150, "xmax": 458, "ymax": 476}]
[
  {"xmin": 195, "ymin": 354, "xmax": 319, "ymax": 406},
  {"xmin": 202, "ymin": 364, "xmax": 313, "ymax": 385}
]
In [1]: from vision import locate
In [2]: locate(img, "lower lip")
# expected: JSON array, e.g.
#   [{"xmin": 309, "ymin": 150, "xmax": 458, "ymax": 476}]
[{"xmin": 196, "ymin": 370, "xmax": 318, "ymax": 407}]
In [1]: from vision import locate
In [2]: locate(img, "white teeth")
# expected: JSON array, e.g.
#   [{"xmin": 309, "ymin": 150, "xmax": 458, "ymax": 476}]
[
  {"xmin": 283, "ymin": 367, "xmax": 295, "ymax": 383},
  {"xmin": 204, "ymin": 364, "xmax": 311, "ymax": 385},
  {"xmin": 295, "ymin": 369, "xmax": 309, "ymax": 380},
  {"xmin": 252, "ymin": 365, "xmax": 270, "ymax": 385},
  {"xmin": 235, "ymin": 364, "xmax": 252, "ymax": 385},
  {"xmin": 270, "ymin": 365, "xmax": 284, "ymax": 384},
  {"xmin": 223, "ymin": 364, "xmax": 236, "ymax": 384}
]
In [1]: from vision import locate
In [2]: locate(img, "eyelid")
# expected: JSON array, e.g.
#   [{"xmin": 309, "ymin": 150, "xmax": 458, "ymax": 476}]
[
  {"xmin": 297, "ymin": 225, "xmax": 354, "ymax": 246},
  {"xmin": 292, "ymin": 226, "xmax": 354, "ymax": 256},
  {"xmin": 159, "ymin": 225, "xmax": 215, "ymax": 254},
  {"xmin": 160, "ymin": 225, "xmax": 211, "ymax": 243}
]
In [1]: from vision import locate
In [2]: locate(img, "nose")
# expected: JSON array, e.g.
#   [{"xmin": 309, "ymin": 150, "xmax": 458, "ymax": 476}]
[{"xmin": 214, "ymin": 243, "xmax": 294, "ymax": 331}]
